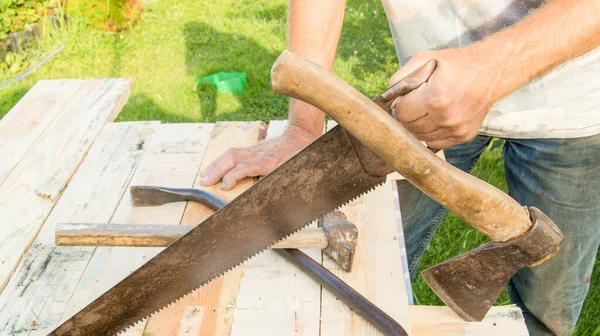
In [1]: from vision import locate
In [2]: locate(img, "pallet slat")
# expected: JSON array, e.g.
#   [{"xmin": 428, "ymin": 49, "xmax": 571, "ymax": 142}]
[
  {"xmin": 230, "ymin": 120, "xmax": 322, "ymax": 336},
  {"xmin": 319, "ymin": 120, "xmax": 411, "ymax": 335},
  {"xmin": 409, "ymin": 305, "xmax": 528, "ymax": 336},
  {"xmin": 141, "ymin": 121, "xmax": 266, "ymax": 335},
  {"xmin": 0, "ymin": 122, "xmax": 156, "ymax": 336},
  {"xmin": 0, "ymin": 79, "xmax": 133, "ymax": 291},
  {"xmin": 0, "ymin": 80, "xmax": 81, "ymax": 187},
  {"xmin": 58, "ymin": 123, "xmax": 215, "ymax": 335}
]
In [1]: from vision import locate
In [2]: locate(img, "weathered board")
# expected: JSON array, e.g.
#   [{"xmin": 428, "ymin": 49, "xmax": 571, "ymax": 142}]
[
  {"xmin": 409, "ymin": 305, "xmax": 528, "ymax": 336},
  {"xmin": 0, "ymin": 79, "xmax": 132, "ymax": 292},
  {"xmin": 0, "ymin": 122, "xmax": 156, "ymax": 335},
  {"xmin": 59, "ymin": 123, "xmax": 215, "ymax": 335},
  {"xmin": 142, "ymin": 121, "xmax": 266, "ymax": 336},
  {"xmin": 320, "ymin": 120, "xmax": 411, "ymax": 335},
  {"xmin": 230, "ymin": 120, "xmax": 322, "ymax": 336}
]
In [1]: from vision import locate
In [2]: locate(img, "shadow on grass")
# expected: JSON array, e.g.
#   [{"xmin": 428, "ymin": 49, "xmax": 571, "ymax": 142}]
[
  {"xmin": 183, "ymin": 21, "xmax": 287, "ymax": 123},
  {"xmin": 117, "ymin": 93, "xmax": 197, "ymax": 123},
  {"xmin": 184, "ymin": 0, "xmax": 397, "ymax": 122}
]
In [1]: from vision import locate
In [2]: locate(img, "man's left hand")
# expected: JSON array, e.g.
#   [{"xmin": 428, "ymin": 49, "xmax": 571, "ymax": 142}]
[{"xmin": 389, "ymin": 47, "xmax": 501, "ymax": 149}]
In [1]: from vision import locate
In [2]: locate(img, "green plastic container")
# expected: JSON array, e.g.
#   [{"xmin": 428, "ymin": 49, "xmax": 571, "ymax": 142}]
[{"xmin": 196, "ymin": 72, "xmax": 247, "ymax": 94}]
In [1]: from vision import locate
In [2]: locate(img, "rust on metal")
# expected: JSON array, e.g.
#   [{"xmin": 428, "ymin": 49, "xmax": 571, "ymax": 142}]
[
  {"xmin": 319, "ymin": 211, "xmax": 359, "ymax": 272},
  {"xmin": 421, "ymin": 207, "xmax": 563, "ymax": 322}
]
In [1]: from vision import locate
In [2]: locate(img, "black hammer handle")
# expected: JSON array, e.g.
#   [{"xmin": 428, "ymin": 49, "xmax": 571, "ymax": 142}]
[{"xmin": 168, "ymin": 187, "xmax": 408, "ymax": 336}]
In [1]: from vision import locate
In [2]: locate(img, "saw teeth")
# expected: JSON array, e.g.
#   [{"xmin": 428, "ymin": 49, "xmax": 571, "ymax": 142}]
[
  {"xmin": 113, "ymin": 180, "xmax": 385, "ymax": 335},
  {"xmin": 115, "ymin": 180, "xmax": 385, "ymax": 335}
]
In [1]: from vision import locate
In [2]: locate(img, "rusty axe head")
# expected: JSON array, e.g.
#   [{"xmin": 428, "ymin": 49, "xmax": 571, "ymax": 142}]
[{"xmin": 421, "ymin": 207, "xmax": 563, "ymax": 321}]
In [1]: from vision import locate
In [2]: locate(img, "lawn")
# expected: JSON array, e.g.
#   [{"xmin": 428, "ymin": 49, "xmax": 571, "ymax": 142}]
[{"xmin": 0, "ymin": 0, "xmax": 598, "ymax": 334}]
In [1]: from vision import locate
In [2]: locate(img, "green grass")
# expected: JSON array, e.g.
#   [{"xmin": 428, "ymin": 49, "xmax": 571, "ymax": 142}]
[{"xmin": 0, "ymin": 0, "xmax": 598, "ymax": 334}]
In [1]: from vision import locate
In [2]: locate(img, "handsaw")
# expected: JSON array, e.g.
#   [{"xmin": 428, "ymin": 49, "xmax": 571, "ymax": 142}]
[{"xmin": 49, "ymin": 60, "xmax": 433, "ymax": 336}]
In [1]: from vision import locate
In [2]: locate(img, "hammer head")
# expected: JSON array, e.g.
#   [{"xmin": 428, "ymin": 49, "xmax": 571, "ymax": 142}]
[
  {"xmin": 422, "ymin": 207, "xmax": 563, "ymax": 321},
  {"xmin": 319, "ymin": 211, "xmax": 358, "ymax": 272}
]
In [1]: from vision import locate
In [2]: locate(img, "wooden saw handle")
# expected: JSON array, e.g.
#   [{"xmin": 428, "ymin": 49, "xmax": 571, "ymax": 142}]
[{"xmin": 270, "ymin": 50, "xmax": 531, "ymax": 243}]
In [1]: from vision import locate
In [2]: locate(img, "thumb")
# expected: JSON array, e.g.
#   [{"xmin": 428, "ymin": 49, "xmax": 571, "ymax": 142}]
[{"xmin": 388, "ymin": 53, "xmax": 432, "ymax": 88}]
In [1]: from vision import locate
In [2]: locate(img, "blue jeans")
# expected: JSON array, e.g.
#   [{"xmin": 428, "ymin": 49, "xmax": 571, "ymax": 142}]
[{"xmin": 398, "ymin": 134, "xmax": 600, "ymax": 336}]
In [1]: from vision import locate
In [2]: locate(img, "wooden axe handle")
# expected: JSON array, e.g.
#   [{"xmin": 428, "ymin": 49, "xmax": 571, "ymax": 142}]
[{"xmin": 271, "ymin": 50, "xmax": 531, "ymax": 242}]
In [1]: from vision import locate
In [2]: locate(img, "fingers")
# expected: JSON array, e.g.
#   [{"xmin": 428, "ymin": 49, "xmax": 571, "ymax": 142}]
[
  {"xmin": 426, "ymin": 138, "xmax": 459, "ymax": 150},
  {"xmin": 392, "ymin": 84, "xmax": 428, "ymax": 123},
  {"xmin": 200, "ymin": 148, "xmax": 253, "ymax": 187},
  {"xmin": 220, "ymin": 157, "xmax": 273, "ymax": 191},
  {"xmin": 410, "ymin": 127, "xmax": 450, "ymax": 142}
]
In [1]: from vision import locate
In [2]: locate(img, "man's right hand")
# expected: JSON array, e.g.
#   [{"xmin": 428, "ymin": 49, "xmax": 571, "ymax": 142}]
[{"xmin": 199, "ymin": 128, "xmax": 318, "ymax": 191}]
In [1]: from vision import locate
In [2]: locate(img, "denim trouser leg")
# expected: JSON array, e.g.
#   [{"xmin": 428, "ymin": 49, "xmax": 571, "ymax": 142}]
[
  {"xmin": 503, "ymin": 135, "xmax": 600, "ymax": 336},
  {"xmin": 399, "ymin": 134, "xmax": 600, "ymax": 336},
  {"xmin": 399, "ymin": 135, "xmax": 492, "ymax": 277}
]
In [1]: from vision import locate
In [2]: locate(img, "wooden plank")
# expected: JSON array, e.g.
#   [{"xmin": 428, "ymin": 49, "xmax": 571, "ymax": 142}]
[
  {"xmin": 408, "ymin": 306, "xmax": 528, "ymax": 336},
  {"xmin": 142, "ymin": 121, "xmax": 266, "ymax": 336},
  {"xmin": 0, "ymin": 122, "xmax": 157, "ymax": 336},
  {"xmin": 319, "ymin": 120, "xmax": 410, "ymax": 335},
  {"xmin": 230, "ymin": 120, "xmax": 322, "ymax": 336},
  {"xmin": 0, "ymin": 78, "xmax": 133, "ymax": 291},
  {"xmin": 0, "ymin": 80, "xmax": 81, "ymax": 188},
  {"xmin": 57, "ymin": 123, "xmax": 214, "ymax": 336}
]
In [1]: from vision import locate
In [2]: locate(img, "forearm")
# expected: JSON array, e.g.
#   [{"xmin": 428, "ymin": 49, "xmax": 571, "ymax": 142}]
[
  {"xmin": 473, "ymin": 0, "xmax": 600, "ymax": 102},
  {"xmin": 286, "ymin": 0, "xmax": 345, "ymax": 138}
]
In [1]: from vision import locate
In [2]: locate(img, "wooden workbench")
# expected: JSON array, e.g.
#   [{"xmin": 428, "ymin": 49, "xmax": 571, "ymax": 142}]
[{"xmin": 0, "ymin": 79, "xmax": 529, "ymax": 335}]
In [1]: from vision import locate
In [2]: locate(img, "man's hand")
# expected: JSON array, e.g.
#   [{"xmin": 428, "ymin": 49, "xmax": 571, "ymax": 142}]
[
  {"xmin": 389, "ymin": 47, "xmax": 501, "ymax": 149},
  {"xmin": 389, "ymin": 0, "xmax": 600, "ymax": 150},
  {"xmin": 200, "ymin": 127, "xmax": 318, "ymax": 191}
]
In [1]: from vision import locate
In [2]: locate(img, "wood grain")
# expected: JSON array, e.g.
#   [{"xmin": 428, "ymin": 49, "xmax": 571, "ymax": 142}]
[
  {"xmin": 271, "ymin": 50, "xmax": 531, "ymax": 242},
  {"xmin": 0, "ymin": 78, "xmax": 133, "ymax": 292},
  {"xmin": 142, "ymin": 121, "xmax": 266, "ymax": 336},
  {"xmin": 319, "ymin": 120, "xmax": 410, "ymax": 336},
  {"xmin": 0, "ymin": 80, "xmax": 80, "ymax": 188},
  {"xmin": 230, "ymin": 120, "xmax": 322, "ymax": 336},
  {"xmin": 0, "ymin": 122, "xmax": 156, "ymax": 336},
  {"xmin": 58, "ymin": 123, "xmax": 214, "ymax": 336},
  {"xmin": 409, "ymin": 305, "xmax": 528, "ymax": 336}
]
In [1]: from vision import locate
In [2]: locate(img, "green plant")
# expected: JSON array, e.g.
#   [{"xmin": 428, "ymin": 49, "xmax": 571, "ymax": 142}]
[
  {"xmin": 65, "ymin": 0, "xmax": 142, "ymax": 32},
  {"xmin": 0, "ymin": 0, "xmax": 57, "ymax": 39},
  {"xmin": 0, "ymin": 50, "xmax": 28, "ymax": 73}
]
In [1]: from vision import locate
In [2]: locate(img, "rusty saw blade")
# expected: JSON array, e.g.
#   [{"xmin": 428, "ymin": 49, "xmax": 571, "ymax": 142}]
[
  {"xmin": 49, "ymin": 67, "xmax": 430, "ymax": 335},
  {"xmin": 51, "ymin": 126, "xmax": 391, "ymax": 335}
]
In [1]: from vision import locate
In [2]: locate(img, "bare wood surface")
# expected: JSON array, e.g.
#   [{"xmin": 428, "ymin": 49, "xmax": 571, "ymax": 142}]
[
  {"xmin": 319, "ymin": 120, "xmax": 410, "ymax": 335},
  {"xmin": 57, "ymin": 123, "xmax": 214, "ymax": 336},
  {"xmin": 0, "ymin": 122, "xmax": 157, "ymax": 335},
  {"xmin": 141, "ymin": 121, "xmax": 266, "ymax": 336},
  {"xmin": 0, "ymin": 80, "xmax": 79, "ymax": 187},
  {"xmin": 230, "ymin": 120, "xmax": 322, "ymax": 336},
  {"xmin": 271, "ymin": 51, "xmax": 530, "ymax": 242},
  {"xmin": 0, "ymin": 78, "xmax": 132, "ymax": 292},
  {"xmin": 55, "ymin": 223, "xmax": 328, "ymax": 249},
  {"xmin": 408, "ymin": 305, "xmax": 528, "ymax": 336}
]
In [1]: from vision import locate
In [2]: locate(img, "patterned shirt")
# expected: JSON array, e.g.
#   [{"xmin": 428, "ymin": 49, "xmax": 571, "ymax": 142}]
[{"xmin": 382, "ymin": 0, "xmax": 600, "ymax": 139}]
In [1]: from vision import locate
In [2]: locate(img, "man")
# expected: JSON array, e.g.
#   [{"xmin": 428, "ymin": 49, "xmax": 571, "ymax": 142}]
[{"xmin": 199, "ymin": 1, "xmax": 600, "ymax": 335}]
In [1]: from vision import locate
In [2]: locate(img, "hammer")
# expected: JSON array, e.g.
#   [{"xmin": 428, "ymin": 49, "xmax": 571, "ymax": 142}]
[
  {"xmin": 56, "ymin": 186, "xmax": 358, "ymax": 272},
  {"xmin": 270, "ymin": 51, "xmax": 564, "ymax": 321},
  {"xmin": 56, "ymin": 185, "xmax": 408, "ymax": 336}
]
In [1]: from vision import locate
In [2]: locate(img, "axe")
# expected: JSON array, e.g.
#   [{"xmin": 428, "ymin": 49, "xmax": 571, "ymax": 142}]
[{"xmin": 270, "ymin": 51, "xmax": 564, "ymax": 321}]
